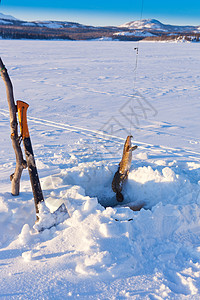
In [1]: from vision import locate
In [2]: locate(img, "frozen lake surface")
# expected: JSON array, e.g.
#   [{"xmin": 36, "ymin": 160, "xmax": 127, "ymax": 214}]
[{"xmin": 0, "ymin": 40, "xmax": 200, "ymax": 299}]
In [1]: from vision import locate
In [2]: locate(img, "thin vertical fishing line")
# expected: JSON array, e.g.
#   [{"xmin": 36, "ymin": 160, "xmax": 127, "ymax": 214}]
[
  {"xmin": 133, "ymin": 0, "xmax": 144, "ymax": 88},
  {"xmin": 130, "ymin": 0, "xmax": 144, "ymax": 135}
]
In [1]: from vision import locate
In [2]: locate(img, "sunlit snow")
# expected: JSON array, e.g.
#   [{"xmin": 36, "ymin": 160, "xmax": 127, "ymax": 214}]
[{"xmin": 0, "ymin": 40, "xmax": 200, "ymax": 299}]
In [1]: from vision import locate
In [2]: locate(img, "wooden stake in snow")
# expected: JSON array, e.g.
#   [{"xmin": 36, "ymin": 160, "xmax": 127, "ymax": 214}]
[
  {"xmin": 17, "ymin": 100, "xmax": 44, "ymax": 215},
  {"xmin": 0, "ymin": 58, "xmax": 27, "ymax": 195}
]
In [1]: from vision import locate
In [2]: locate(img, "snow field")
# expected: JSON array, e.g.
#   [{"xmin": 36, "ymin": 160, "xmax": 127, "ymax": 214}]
[
  {"xmin": 0, "ymin": 40, "xmax": 200, "ymax": 298},
  {"xmin": 1, "ymin": 145, "xmax": 200, "ymax": 298}
]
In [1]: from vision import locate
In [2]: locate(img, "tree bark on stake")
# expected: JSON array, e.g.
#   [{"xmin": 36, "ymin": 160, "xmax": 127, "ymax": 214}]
[
  {"xmin": 17, "ymin": 100, "xmax": 44, "ymax": 216},
  {"xmin": 0, "ymin": 58, "xmax": 27, "ymax": 195}
]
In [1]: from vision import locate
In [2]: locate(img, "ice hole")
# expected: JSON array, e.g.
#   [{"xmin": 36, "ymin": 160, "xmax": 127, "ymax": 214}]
[
  {"xmin": 44, "ymin": 161, "xmax": 179, "ymax": 214},
  {"xmin": 61, "ymin": 163, "xmax": 146, "ymax": 211}
]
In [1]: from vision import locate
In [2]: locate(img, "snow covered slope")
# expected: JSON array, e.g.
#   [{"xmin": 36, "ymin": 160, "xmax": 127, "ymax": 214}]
[
  {"xmin": 0, "ymin": 13, "xmax": 19, "ymax": 25},
  {"xmin": 114, "ymin": 31, "xmax": 156, "ymax": 37},
  {"xmin": 0, "ymin": 12, "xmax": 18, "ymax": 21},
  {"xmin": 0, "ymin": 12, "xmax": 90, "ymax": 29},
  {"xmin": 0, "ymin": 12, "xmax": 92, "ymax": 29},
  {"xmin": 119, "ymin": 19, "xmax": 200, "ymax": 33},
  {"xmin": 33, "ymin": 20, "xmax": 89, "ymax": 29},
  {"xmin": 0, "ymin": 40, "xmax": 200, "ymax": 299}
]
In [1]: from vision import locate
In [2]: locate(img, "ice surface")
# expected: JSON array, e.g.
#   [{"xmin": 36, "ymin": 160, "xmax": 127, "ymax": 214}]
[{"xmin": 0, "ymin": 40, "xmax": 200, "ymax": 299}]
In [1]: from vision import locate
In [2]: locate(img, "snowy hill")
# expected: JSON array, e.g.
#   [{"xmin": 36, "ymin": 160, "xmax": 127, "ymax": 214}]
[
  {"xmin": 0, "ymin": 12, "xmax": 19, "ymax": 25},
  {"xmin": 119, "ymin": 18, "xmax": 200, "ymax": 33},
  {"xmin": 0, "ymin": 12, "xmax": 89, "ymax": 29},
  {"xmin": 0, "ymin": 12, "xmax": 18, "ymax": 21},
  {"xmin": 27, "ymin": 20, "xmax": 90, "ymax": 29},
  {"xmin": 0, "ymin": 13, "xmax": 87, "ymax": 29}
]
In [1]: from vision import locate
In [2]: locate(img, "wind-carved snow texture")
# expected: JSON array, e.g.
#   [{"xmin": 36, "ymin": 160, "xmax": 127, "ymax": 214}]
[{"xmin": 0, "ymin": 40, "xmax": 200, "ymax": 299}]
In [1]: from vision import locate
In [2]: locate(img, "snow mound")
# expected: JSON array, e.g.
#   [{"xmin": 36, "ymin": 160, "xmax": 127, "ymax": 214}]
[
  {"xmin": 2, "ymin": 154, "xmax": 200, "ymax": 297},
  {"xmin": 40, "ymin": 159, "xmax": 198, "ymax": 213},
  {"xmin": 1, "ymin": 137, "xmax": 200, "ymax": 298}
]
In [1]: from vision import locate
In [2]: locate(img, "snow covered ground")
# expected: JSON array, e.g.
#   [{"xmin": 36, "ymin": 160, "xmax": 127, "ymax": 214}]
[{"xmin": 0, "ymin": 40, "xmax": 200, "ymax": 299}]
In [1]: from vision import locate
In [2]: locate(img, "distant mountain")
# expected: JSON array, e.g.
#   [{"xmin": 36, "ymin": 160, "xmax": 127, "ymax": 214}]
[
  {"xmin": 0, "ymin": 13, "xmax": 199, "ymax": 42},
  {"xmin": 0, "ymin": 12, "xmax": 19, "ymax": 21},
  {"xmin": 119, "ymin": 19, "xmax": 200, "ymax": 33},
  {"xmin": 0, "ymin": 13, "xmax": 88, "ymax": 29}
]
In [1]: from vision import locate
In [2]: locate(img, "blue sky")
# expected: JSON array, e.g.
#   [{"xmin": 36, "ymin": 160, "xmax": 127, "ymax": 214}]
[{"xmin": 0, "ymin": 0, "xmax": 200, "ymax": 26}]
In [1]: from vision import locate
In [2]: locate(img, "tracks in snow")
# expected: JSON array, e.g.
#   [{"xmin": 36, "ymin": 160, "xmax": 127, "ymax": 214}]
[{"xmin": 1, "ymin": 108, "xmax": 200, "ymax": 161}]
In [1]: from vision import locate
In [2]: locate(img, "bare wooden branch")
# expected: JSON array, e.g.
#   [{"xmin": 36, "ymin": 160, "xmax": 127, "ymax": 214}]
[{"xmin": 0, "ymin": 57, "xmax": 27, "ymax": 195}]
